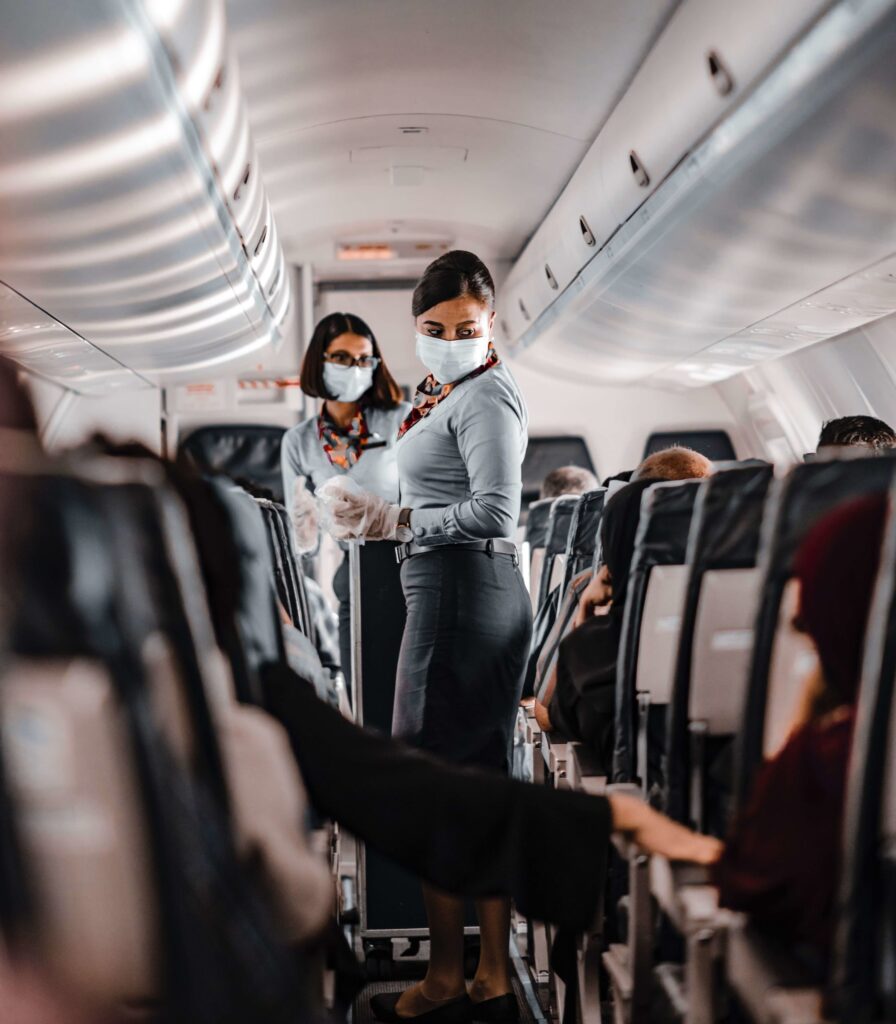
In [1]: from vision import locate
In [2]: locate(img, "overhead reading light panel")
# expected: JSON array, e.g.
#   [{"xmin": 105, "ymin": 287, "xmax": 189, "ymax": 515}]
[
  {"xmin": 0, "ymin": 0, "xmax": 290, "ymax": 389},
  {"xmin": 501, "ymin": 0, "xmax": 896, "ymax": 388}
]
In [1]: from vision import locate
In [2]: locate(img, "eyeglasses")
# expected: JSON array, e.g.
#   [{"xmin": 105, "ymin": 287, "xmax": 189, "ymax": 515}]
[{"xmin": 324, "ymin": 352, "xmax": 381, "ymax": 370}]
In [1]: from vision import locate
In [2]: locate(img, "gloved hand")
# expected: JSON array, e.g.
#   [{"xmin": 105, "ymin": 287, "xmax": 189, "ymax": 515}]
[
  {"xmin": 317, "ymin": 477, "xmax": 402, "ymax": 541},
  {"xmin": 290, "ymin": 477, "xmax": 320, "ymax": 555}
]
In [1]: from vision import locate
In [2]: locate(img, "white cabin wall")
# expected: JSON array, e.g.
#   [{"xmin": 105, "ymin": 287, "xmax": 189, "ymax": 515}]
[
  {"xmin": 25, "ymin": 374, "xmax": 163, "ymax": 454},
  {"xmin": 717, "ymin": 312, "xmax": 896, "ymax": 462},
  {"xmin": 316, "ymin": 285, "xmax": 742, "ymax": 478}
]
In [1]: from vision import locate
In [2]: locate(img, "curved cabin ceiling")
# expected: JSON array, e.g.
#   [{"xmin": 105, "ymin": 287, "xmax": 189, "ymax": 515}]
[
  {"xmin": 225, "ymin": 0, "xmax": 677, "ymax": 279},
  {"xmin": 0, "ymin": 0, "xmax": 289, "ymax": 392}
]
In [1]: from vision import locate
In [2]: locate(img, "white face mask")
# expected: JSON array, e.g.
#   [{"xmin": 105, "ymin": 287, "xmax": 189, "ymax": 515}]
[
  {"xmin": 415, "ymin": 333, "xmax": 490, "ymax": 384},
  {"xmin": 323, "ymin": 363, "xmax": 374, "ymax": 403}
]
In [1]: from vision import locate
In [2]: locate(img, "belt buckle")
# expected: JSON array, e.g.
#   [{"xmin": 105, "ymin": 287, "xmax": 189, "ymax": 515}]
[
  {"xmin": 395, "ymin": 543, "xmax": 408, "ymax": 565},
  {"xmin": 485, "ymin": 539, "xmax": 495, "ymax": 558}
]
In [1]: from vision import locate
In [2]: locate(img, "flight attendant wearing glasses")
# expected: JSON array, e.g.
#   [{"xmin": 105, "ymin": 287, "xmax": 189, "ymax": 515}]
[
  {"xmin": 281, "ymin": 312, "xmax": 410, "ymax": 682},
  {"xmin": 324, "ymin": 252, "xmax": 533, "ymax": 1024}
]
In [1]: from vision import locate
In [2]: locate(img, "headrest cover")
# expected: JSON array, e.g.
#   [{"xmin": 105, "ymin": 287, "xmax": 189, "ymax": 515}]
[{"xmin": 600, "ymin": 479, "xmax": 654, "ymax": 607}]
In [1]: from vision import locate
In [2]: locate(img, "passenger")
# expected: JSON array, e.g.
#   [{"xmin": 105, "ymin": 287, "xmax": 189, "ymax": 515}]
[
  {"xmin": 533, "ymin": 480, "xmax": 652, "ymax": 754},
  {"xmin": 816, "ymin": 414, "xmax": 896, "ymax": 452},
  {"xmin": 711, "ymin": 494, "xmax": 887, "ymax": 976},
  {"xmin": 319, "ymin": 251, "xmax": 532, "ymax": 1023},
  {"xmin": 539, "ymin": 464, "xmax": 599, "ymax": 500},
  {"xmin": 572, "ymin": 445, "xmax": 712, "ymax": 626},
  {"xmin": 280, "ymin": 313, "xmax": 410, "ymax": 682}
]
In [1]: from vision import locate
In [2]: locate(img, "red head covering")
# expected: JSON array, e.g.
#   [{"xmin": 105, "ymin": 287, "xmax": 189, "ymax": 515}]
[{"xmin": 792, "ymin": 493, "xmax": 889, "ymax": 708}]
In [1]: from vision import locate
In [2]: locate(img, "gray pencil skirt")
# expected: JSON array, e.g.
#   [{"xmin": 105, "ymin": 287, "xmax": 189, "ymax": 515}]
[{"xmin": 393, "ymin": 547, "xmax": 534, "ymax": 774}]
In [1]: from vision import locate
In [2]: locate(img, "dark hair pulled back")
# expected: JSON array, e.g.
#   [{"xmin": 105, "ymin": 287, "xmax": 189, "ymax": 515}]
[{"xmin": 412, "ymin": 250, "xmax": 495, "ymax": 318}]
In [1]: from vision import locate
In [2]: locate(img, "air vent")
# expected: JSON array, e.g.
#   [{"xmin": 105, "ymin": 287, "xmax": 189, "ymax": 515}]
[
  {"xmin": 233, "ymin": 163, "xmax": 251, "ymax": 201},
  {"xmin": 253, "ymin": 224, "xmax": 268, "ymax": 257},
  {"xmin": 337, "ymin": 243, "xmax": 395, "ymax": 261},
  {"xmin": 629, "ymin": 150, "xmax": 650, "ymax": 188},
  {"xmin": 707, "ymin": 50, "xmax": 734, "ymax": 96},
  {"xmin": 579, "ymin": 215, "xmax": 596, "ymax": 247},
  {"xmin": 399, "ymin": 126, "xmax": 429, "ymax": 135},
  {"xmin": 545, "ymin": 263, "xmax": 558, "ymax": 290},
  {"xmin": 518, "ymin": 298, "xmax": 531, "ymax": 322}
]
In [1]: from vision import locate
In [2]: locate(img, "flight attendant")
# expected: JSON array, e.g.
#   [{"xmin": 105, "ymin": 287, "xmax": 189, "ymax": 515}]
[
  {"xmin": 325, "ymin": 251, "xmax": 533, "ymax": 1024},
  {"xmin": 281, "ymin": 312, "xmax": 409, "ymax": 682}
]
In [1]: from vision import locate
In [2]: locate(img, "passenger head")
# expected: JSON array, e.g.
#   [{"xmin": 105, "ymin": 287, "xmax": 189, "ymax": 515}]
[
  {"xmin": 540, "ymin": 465, "xmax": 599, "ymax": 500},
  {"xmin": 793, "ymin": 494, "xmax": 889, "ymax": 712},
  {"xmin": 412, "ymin": 250, "xmax": 495, "ymax": 342},
  {"xmin": 300, "ymin": 312, "xmax": 402, "ymax": 408},
  {"xmin": 632, "ymin": 446, "xmax": 713, "ymax": 482},
  {"xmin": 598, "ymin": 479, "xmax": 655, "ymax": 608},
  {"xmin": 816, "ymin": 415, "xmax": 896, "ymax": 453}
]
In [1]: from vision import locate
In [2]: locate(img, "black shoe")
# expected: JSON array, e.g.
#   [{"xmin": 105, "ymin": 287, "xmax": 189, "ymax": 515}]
[
  {"xmin": 470, "ymin": 994, "xmax": 520, "ymax": 1024},
  {"xmin": 370, "ymin": 992, "xmax": 473, "ymax": 1024}
]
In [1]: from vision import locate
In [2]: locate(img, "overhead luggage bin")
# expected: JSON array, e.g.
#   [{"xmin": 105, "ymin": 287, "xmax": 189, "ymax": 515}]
[
  {"xmin": 0, "ymin": 0, "xmax": 290, "ymax": 389},
  {"xmin": 500, "ymin": 0, "xmax": 896, "ymax": 387}
]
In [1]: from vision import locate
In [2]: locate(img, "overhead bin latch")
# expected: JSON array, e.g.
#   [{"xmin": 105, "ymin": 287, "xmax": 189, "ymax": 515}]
[
  {"xmin": 707, "ymin": 50, "xmax": 734, "ymax": 97},
  {"xmin": 629, "ymin": 151, "xmax": 650, "ymax": 189}
]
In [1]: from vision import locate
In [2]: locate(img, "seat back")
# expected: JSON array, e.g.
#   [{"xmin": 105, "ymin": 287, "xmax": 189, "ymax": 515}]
[
  {"xmin": 0, "ymin": 658, "xmax": 158, "ymax": 1002},
  {"xmin": 689, "ymin": 567, "xmax": 762, "ymax": 734},
  {"xmin": 561, "ymin": 489, "xmax": 606, "ymax": 593},
  {"xmin": 664, "ymin": 464, "xmax": 773, "ymax": 823},
  {"xmin": 613, "ymin": 480, "xmax": 700, "ymax": 784},
  {"xmin": 536, "ymin": 495, "xmax": 580, "ymax": 611},
  {"xmin": 735, "ymin": 452, "xmax": 896, "ymax": 807},
  {"xmin": 525, "ymin": 498, "xmax": 555, "ymax": 608},
  {"xmin": 179, "ymin": 424, "xmax": 287, "ymax": 503},
  {"xmin": 832, "ymin": 486, "xmax": 896, "ymax": 1022},
  {"xmin": 634, "ymin": 565, "xmax": 690, "ymax": 708}
]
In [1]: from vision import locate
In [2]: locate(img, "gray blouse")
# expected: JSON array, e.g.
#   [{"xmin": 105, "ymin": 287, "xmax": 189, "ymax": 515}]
[
  {"xmin": 280, "ymin": 402, "xmax": 411, "ymax": 506},
  {"xmin": 396, "ymin": 361, "xmax": 528, "ymax": 547}
]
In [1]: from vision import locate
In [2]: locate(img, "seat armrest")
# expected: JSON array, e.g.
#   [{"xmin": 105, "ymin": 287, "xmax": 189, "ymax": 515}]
[
  {"xmin": 726, "ymin": 916, "xmax": 825, "ymax": 1024},
  {"xmin": 650, "ymin": 854, "xmax": 721, "ymax": 931}
]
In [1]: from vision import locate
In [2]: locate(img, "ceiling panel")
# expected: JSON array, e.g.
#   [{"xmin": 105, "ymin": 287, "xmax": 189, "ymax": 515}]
[{"xmin": 225, "ymin": 0, "xmax": 677, "ymax": 277}]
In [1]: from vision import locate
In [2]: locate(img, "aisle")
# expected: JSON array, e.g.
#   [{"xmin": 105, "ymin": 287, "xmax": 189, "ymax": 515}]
[{"xmin": 354, "ymin": 977, "xmax": 542, "ymax": 1024}]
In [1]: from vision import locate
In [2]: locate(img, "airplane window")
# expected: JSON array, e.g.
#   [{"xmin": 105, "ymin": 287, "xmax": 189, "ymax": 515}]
[{"xmin": 643, "ymin": 430, "xmax": 736, "ymax": 462}]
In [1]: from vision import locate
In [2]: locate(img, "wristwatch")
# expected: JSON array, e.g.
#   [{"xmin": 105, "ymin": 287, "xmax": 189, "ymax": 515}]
[{"xmin": 396, "ymin": 506, "xmax": 413, "ymax": 542}]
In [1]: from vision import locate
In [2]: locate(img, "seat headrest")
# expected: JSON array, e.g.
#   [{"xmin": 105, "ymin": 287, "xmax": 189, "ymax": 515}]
[
  {"xmin": 180, "ymin": 425, "xmax": 287, "ymax": 504},
  {"xmin": 685, "ymin": 464, "xmax": 774, "ymax": 570}
]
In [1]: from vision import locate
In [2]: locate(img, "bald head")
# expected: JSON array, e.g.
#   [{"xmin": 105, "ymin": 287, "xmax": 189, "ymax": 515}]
[{"xmin": 633, "ymin": 446, "xmax": 713, "ymax": 482}]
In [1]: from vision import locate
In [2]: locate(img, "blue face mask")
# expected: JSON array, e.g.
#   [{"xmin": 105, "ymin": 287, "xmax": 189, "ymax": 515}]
[
  {"xmin": 414, "ymin": 333, "xmax": 490, "ymax": 384},
  {"xmin": 323, "ymin": 363, "xmax": 374, "ymax": 402}
]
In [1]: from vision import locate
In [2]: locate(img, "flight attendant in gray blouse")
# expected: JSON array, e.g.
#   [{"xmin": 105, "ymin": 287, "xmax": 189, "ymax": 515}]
[
  {"xmin": 324, "ymin": 252, "xmax": 533, "ymax": 1024},
  {"xmin": 281, "ymin": 312, "xmax": 410, "ymax": 681}
]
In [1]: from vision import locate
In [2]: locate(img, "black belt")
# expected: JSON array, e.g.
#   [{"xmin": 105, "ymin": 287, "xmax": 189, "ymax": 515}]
[{"xmin": 395, "ymin": 538, "xmax": 519, "ymax": 565}]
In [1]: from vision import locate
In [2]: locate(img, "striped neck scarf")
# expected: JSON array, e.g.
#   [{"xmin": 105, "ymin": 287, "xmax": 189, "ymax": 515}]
[{"xmin": 318, "ymin": 405, "xmax": 370, "ymax": 468}]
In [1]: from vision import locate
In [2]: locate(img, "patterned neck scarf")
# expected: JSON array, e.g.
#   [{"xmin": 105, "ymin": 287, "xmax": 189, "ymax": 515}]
[
  {"xmin": 318, "ymin": 405, "xmax": 370, "ymax": 468},
  {"xmin": 397, "ymin": 342, "xmax": 500, "ymax": 440}
]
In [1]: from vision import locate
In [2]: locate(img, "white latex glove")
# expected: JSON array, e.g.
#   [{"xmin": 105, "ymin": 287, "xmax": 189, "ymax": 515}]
[
  {"xmin": 317, "ymin": 476, "xmax": 401, "ymax": 541},
  {"xmin": 290, "ymin": 476, "xmax": 320, "ymax": 555}
]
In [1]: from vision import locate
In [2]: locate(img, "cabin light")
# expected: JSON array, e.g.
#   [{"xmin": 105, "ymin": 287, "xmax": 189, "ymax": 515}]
[{"xmin": 337, "ymin": 243, "xmax": 396, "ymax": 261}]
